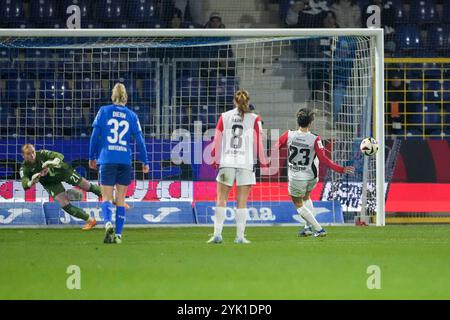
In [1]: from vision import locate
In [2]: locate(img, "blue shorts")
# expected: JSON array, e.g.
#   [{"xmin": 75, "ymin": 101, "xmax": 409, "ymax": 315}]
[{"xmin": 99, "ymin": 164, "xmax": 132, "ymax": 186}]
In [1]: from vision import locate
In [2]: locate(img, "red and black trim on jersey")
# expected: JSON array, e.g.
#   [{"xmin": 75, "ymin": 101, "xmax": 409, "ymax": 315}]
[
  {"xmin": 211, "ymin": 113, "xmax": 267, "ymax": 167},
  {"xmin": 275, "ymin": 130, "xmax": 344, "ymax": 174}
]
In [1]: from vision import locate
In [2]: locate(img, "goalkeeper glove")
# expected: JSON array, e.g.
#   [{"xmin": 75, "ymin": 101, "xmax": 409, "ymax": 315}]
[
  {"xmin": 27, "ymin": 173, "xmax": 41, "ymax": 188},
  {"xmin": 42, "ymin": 158, "xmax": 62, "ymax": 169}
]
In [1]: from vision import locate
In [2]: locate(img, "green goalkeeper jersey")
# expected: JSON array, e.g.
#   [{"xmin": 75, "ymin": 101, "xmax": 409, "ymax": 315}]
[{"xmin": 20, "ymin": 150, "xmax": 72, "ymax": 190}]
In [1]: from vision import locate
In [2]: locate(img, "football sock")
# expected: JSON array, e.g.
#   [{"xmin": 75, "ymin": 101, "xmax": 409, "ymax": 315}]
[
  {"xmin": 89, "ymin": 183, "xmax": 102, "ymax": 198},
  {"xmin": 63, "ymin": 204, "xmax": 89, "ymax": 221},
  {"xmin": 235, "ymin": 208, "xmax": 248, "ymax": 239},
  {"xmin": 298, "ymin": 206, "xmax": 322, "ymax": 231},
  {"xmin": 303, "ymin": 199, "xmax": 315, "ymax": 229},
  {"xmin": 214, "ymin": 207, "xmax": 226, "ymax": 237},
  {"xmin": 115, "ymin": 206, "xmax": 126, "ymax": 236},
  {"xmin": 101, "ymin": 201, "xmax": 113, "ymax": 224}
]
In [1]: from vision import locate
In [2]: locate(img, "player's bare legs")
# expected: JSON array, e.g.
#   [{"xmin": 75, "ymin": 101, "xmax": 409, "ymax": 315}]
[
  {"xmin": 100, "ymin": 185, "xmax": 114, "ymax": 202},
  {"xmin": 54, "ymin": 191, "xmax": 96, "ymax": 230},
  {"xmin": 208, "ymin": 182, "xmax": 232, "ymax": 243},
  {"xmin": 235, "ymin": 185, "xmax": 252, "ymax": 243}
]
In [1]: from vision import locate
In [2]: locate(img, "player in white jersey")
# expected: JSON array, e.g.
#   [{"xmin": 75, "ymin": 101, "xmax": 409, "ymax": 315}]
[
  {"xmin": 207, "ymin": 90, "xmax": 266, "ymax": 244},
  {"xmin": 275, "ymin": 108, "xmax": 354, "ymax": 237}
]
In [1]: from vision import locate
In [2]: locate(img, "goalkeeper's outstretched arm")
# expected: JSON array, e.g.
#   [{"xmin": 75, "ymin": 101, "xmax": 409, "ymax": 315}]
[
  {"xmin": 41, "ymin": 150, "xmax": 64, "ymax": 168},
  {"xmin": 20, "ymin": 167, "xmax": 41, "ymax": 190}
]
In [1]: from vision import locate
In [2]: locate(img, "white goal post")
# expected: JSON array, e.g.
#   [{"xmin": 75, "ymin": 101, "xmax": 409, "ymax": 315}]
[{"xmin": 0, "ymin": 28, "xmax": 385, "ymax": 226}]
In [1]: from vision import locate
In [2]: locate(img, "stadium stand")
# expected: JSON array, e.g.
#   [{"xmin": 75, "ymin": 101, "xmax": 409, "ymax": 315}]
[{"xmin": 0, "ymin": 0, "xmax": 448, "ymax": 139}]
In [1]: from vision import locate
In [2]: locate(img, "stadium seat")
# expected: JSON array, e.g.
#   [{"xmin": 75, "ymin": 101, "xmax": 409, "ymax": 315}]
[
  {"xmin": 6, "ymin": 21, "xmax": 34, "ymax": 29},
  {"xmin": 109, "ymin": 77, "xmax": 140, "ymax": 103},
  {"xmin": 80, "ymin": 20, "xmax": 105, "ymax": 29},
  {"xmin": 210, "ymin": 77, "xmax": 237, "ymax": 102},
  {"xmin": 0, "ymin": 105, "xmax": 10, "ymax": 129},
  {"xmin": 426, "ymin": 81, "xmax": 442, "ymax": 102},
  {"xmin": 131, "ymin": 49, "xmax": 159, "ymax": 76},
  {"xmin": 128, "ymin": 0, "xmax": 156, "ymax": 23},
  {"xmin": 279, "ymin": 0, "xmax": 291, "ymax": 24},
  {"xmin": 194, "ymin": 105, "xmax": 220, "ymax": 129},
  {"xmin": 108, "ymin": 21, "xmax": 140, "ymax": 29},
  {"xmin": 24, "ymin": 49, "xmax": 54, "ymax": 78},
  {"xmin": 421, "ymin": 61, "xmax": 442, "ymax": 79},
  {"xmin": 64, "ymin": 0, "xmax": 91, "ymax": 21},
  {"xmin": 409, "ymin": 0, "xmax": 438, "ymax": 25},
  {"xmin": 427, "ymin": 25, "xmax": 450, "ymax": 55},
  {"xmin": 407, "ymin": 102, "xmax": 424, "ymax": 131},
  {"xmin": 29, "ymin": 0, "xmax": 61, "ymax": 25},
  {"xmin": 424, "ymin": 103, "xmax": 442, "ymax": 135},
  {"xmin": 181, "ymin": 21, "xmax": 203, "ymax": 29},
  {"xmin": 395, "ymin": 25, "xmax": 421, "ymax": 51},
  {"xmin": 0, "ymin": 48, "xmax": 19, "ymax": 77},
  {"xmin": 0, "ymin": 0, "xmax": 25, "ymax": 25},
  {"xmin": 142, "ymin": 78, "xmax": 157, "ymax": 102},
  {"xmin": 75, "ymin": 76, "xmax": 103, "ymax": 103},
  {"xmin": 445, "ymin": 103, "xmax": 450, "ymax": 129},
  {"xmin": 178, "ymin": 76, "xmax": 203, "ymax": 105},
  {"xmin": 132, "ymin": 105, "xmax": 152, "ymax": 126},
  {"xmin": 390, "ymin": 0, "xmax": 407, "ymax": 25},
  {"xmin": 443, "ymin": 1, "xmax": 450, "ymax": 24},
  {"xmin": 407, "ymin": 80, "xmax": 423, "ymax": 103},
  {"xmin": 146, "ymin": 19, "xmax": 166, "ymax": 28},
  {"xmin": 6, "ymin": 79, "xmax": 36, "ymax": 105},
  {"xmin": 98, "ymin": 48, "xmax": 121, "ymax": 75},
  {"xmin": 97, "ymin": 0, "xmax": 126, "ymax": 23},
  {"xmin": 41, "ymin": 79, "xmax": 71, "ymax": 101},
  {"xmin": 73, "ymin": 114, "xmax": 90, "ymax": 137},
  {"xmin": 443, "ymin": 80, "xmax": 450, "ymax": 102}
]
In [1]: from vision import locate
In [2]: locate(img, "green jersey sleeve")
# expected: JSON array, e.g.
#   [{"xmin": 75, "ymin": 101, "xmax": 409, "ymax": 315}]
[
  {"xmin": 40, "ymin": 150, "xmax": 64, "ymax": 162},
  {"xmin": 20, "ymin": 166, "xmax": 31, "ymax": 190}
]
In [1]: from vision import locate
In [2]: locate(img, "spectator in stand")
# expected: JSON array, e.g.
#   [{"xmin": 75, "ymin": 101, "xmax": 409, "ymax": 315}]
[
  {"xmin": 304, "ymin": 0, "xmax": 329, "ymax": 16},
  {"xmin": 174, "ymin": 0, "xmax": 204, "ymax": 25},
  {"xmin": 361, "ymin": 0, "xmax": 396, "ymax": 54},
  {"xmin": 285, "ymin": 0, "xmax": 322, "ymax": 28},
  {"xmin": 330, "ymin": 0, "xmax": 361, "ymax": 28},
  {"xmin": 386, "ymin": 69, "xmax": 405, "ymax": 135},
  {"xmin": 203, "ymin": 12, "xmax": 231, "ymax": 77},
  {"xmin": 285, "ymin": 1, "xmax": 303, "ymax": 26},
  {"xmin": 168, "ymin": 8, "xmax": 183, "ymax": 28},
  {"xmin": 205, "ymin": 12, "xmax": 226, "ymax": 28},
  {"xmin": 322, "ymin": 10, "xmax": 339, "ymax": 28},
  {"xmin": 306, "ymin": 11, "xmax": 339, "ymax": 100}
]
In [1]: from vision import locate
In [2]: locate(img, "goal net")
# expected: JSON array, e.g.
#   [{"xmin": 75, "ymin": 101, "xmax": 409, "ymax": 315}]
[{"xmin": 0, "ymin": 29, "xmax": 384, "ymax": 226}]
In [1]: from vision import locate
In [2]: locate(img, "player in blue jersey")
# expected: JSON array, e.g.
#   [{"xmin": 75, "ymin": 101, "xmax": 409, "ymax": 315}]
[{"xmin": 89, "ymin": 83, "xmax": 149, "ymax": 244}]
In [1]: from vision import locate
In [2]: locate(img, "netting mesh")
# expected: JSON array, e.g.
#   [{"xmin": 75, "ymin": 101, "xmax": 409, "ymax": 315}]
[{"xmin": 0, "ymin": 33, "xmax": 380, "ymax": 223}]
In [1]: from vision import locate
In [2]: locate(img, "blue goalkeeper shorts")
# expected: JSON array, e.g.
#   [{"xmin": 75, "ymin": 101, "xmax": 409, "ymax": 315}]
[{"xmin": 99, "ymin": 164, "xmax": 132, "ymax": 186}]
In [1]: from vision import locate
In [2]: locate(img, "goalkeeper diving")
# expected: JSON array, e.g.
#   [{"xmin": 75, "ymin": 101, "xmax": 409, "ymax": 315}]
[{"xmin": 20, "ymin": 143, "xmax": 103, "ymax": 230}]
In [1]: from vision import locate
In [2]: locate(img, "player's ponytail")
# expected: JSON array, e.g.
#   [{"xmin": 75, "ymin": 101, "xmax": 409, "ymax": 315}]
[
  {"xmin": 111, "ymin": 83, "xmax": 128, "ymax": 105},
  {"xmin": 296, "ymin": 108, "xmax": 315, "ymax": 128},
  {"xmin": 234, "ymin": 89, "xmax": 250, "ymax": 117}
]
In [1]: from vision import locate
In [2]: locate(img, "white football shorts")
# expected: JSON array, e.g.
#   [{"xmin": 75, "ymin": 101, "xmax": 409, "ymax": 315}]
[
  {"xmin": 288, "ymin": 178, "xmax": 319, "ymax": 198},
  {"xmin": 216, "ymin": 167, "xmax": 256, "ymax": 187}
]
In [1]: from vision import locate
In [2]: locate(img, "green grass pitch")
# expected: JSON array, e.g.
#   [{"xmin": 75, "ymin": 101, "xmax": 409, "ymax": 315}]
[{"xmin": 1, "ymin": 225, "xmax": 450, "ymax": 299}]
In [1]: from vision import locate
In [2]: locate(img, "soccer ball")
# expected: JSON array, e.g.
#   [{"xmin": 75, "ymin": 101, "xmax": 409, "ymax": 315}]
[{"xmin": 360, "ymin": 137, "xmax": 379, "ymax": 156}]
